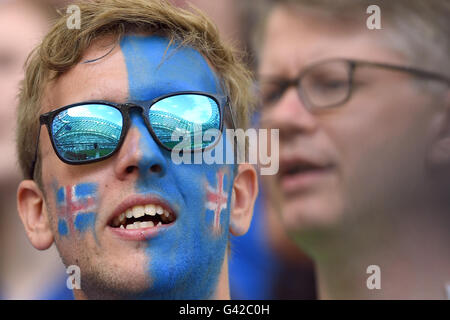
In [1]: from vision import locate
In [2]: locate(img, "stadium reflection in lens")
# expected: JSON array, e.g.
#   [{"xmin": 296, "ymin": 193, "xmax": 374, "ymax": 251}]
[
  {"xmin": 149, "ymin": 94, "xmax": 220, "ymax": 150},
  {"xmin": 52, "ymin": 104, "xmax": 123, "ymax": 162}
]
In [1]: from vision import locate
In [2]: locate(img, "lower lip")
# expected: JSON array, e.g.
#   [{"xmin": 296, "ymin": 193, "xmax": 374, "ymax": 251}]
[
  {"xmin": 280, "ymin": 167, "xmax": 334, "ymax": 194},
  {"xmin": 108, "ymin": 223, "xmax": 173, "ymax": 241}
]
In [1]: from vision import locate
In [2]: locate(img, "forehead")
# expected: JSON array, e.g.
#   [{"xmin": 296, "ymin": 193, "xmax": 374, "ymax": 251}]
[
  {"xmin": 121, "ymin": 35, "xmax": 221, "ymax": 102},
  {"xmin": 47, "ymin": 35, "xmax": 221, "ymax": 111},
  {"xmin": 259, "ymin": 6, "xmax": 406, "ymax": 77}
]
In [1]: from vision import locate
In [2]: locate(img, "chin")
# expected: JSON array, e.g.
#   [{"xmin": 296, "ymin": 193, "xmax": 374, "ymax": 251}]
[
  {"xmin": 281, "ymin": 192, "xmax": 344, "ymax": 232},
  {"xmin": 60, "ymin": 248, "xmax": 151, "ymax": 299},
  {"xmin": 77, "ymin": 262, "xmax": 152, "ymax": 299}
]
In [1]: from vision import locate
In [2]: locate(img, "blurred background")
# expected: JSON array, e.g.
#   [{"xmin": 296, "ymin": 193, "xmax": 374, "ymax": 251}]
[{"xmin": 0, "ymin": 0, "xmax": 316, "ymax": 299}]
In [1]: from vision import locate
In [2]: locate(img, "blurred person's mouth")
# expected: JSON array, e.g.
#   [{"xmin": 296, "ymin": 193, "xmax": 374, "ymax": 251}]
[
  {"xmin": 279, "ymin": 156, "xmax": 335, "ymax": 195},
  {"xmin": 107, "ymin": 195, "xmax": 177, "ymax": 241}
]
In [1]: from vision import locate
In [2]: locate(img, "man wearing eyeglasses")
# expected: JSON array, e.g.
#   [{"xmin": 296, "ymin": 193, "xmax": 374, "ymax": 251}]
[
  {"xmin": 257, "ymin": 0, "xmax": 450, "ymax": 299},
  {"xmin": 15, "ymin": 0, "xmax": 258, "ymax": 299}
]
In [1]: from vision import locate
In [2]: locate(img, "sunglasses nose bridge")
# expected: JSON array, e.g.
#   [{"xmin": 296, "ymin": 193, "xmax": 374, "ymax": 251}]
[
  {"xmin": 124, "ymin": 103, "xmax": 153, "ymax": 132},
  {"xmin": 122, "ymin": 102, "xmax": 146, "ymax": 114},
  {"xmin": 121, "ymin": 103, "xmax": 149, "ymax": 130}
]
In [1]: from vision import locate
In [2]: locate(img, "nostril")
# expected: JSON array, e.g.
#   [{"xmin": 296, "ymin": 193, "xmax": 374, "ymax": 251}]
[
  {"xmin": 150, "ymin": 164, "xmax": 162, "ymax": 174},
  {"xmin": 126, "ymin": 166, "xmax": 135, "ymax": 174}
]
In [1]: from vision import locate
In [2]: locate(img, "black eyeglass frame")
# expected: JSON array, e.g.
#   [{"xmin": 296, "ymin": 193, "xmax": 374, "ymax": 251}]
[
  {"xmin": 29, "ymin": 91, "xmax": 236, "ymax": 179},
  {"xmin": 259, "ymin": 58, "xmax": 450, "ymax": 110}
]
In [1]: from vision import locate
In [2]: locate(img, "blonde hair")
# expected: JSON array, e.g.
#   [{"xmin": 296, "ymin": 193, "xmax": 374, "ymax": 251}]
[{"xmin": 17, "ymin": 0, "xmax": 255, "ymax": 181}]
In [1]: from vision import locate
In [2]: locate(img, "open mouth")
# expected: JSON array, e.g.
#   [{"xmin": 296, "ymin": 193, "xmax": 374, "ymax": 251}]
[
  {"xmin": 279, "ymin": 158, "xmax": 335, "ymax": 193},
  {"xmin": 110, "ymin": 204, "xmax": 176, "ymax": 230},
  {"xmin": 282, "ymin": 162, "xmax": 330, "ymax": 177}
]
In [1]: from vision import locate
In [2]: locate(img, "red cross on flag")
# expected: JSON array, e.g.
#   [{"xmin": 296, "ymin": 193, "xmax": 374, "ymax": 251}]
[
  {"xmin": 57, "ymin": 184, "xmax": 96, "ymax": 235},
  {"xmin": 206, "ymin": 171, "xmax": 228, "ymax": 235}
]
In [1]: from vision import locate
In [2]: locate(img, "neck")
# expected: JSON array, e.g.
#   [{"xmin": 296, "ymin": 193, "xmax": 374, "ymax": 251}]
[
  {"xmin": 298, "ymin": 198, "xmax": 450, "ymax": 299},
  {"xmin": 0, "ymin": 180, "xmax": 20, "ymax": 287}
]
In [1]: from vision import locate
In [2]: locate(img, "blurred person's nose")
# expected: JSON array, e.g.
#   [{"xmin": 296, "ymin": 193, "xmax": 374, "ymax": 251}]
[
  {"xmin": 114, "ymin": 110, "xmax": 166, "ymax": 181},
  {"xmin": 261, "ymin": 87, "xmax": 318, "ymax": 141}
]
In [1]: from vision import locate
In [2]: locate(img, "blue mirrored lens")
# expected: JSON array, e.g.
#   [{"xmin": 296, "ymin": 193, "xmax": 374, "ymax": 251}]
[
  {"xmin": 52, "ymin": 104, "xmax": 123, "ymax": 162},
  {"xmin": 149, "ymin": 94, "xmax": 220, "ymax": 149}
]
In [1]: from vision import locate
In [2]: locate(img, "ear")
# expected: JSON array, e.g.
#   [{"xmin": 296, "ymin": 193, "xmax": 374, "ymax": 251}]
[
  {"xmin": 17, "ymin": 180, "xmax": 54, "ymax": 250},
  {"xmin": 429, "ymin": 137, "xmax": 450, "ymax": 166},
  {"xmin": 428, "ymin": 91, "xmax": 450, "ymax": 167},
  {"xmin": 229, "ymin": 163, "xmax": 258, "ymax": 236}
]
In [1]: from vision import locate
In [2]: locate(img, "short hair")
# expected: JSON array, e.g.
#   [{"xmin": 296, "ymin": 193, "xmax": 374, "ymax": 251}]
[
  {"xmin": 252, "ymin": 0, "xmax": 450, "ymax": 77},
  {"xmin": 17, "ymin": 0, "xmax": 255, "ymax": 181}
]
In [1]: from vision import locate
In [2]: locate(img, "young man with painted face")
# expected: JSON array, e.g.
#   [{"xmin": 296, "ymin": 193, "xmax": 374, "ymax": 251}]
[
  {"xmin": 256, "ymin": 0, "xmax": 450, "ymax": 299},
  {"xmin": 16, "ymin": 0, "xmax": 258, "ymax": 300}
]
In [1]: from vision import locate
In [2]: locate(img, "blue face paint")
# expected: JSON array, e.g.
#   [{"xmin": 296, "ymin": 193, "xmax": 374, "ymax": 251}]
[
  {"xmin": 74, "ymin": 183, "xmax": 97, "ymax": 199},
  {"xmin": 120, "ymin": 35, "xmax": 236, "ymax": 299},
  {"xmin": 56, "ymin": 187, "xmax": 65, "ymax": 205},
  {"xmin": 58, "ymin": 219, "xmax": 69, "ymax": 236},
  {"xmin": 74, "ymin": 212, "xmax": 96, "ymax": 233},
  {"xmin": 120, "ymin": 35, "xmax": 220, "ymax": 100}
]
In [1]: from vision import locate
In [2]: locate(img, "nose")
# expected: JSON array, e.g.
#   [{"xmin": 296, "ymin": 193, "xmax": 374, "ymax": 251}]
[
  {"xmin": 261, "ymin": 87, "xmax": 318, "ymax": 140},
  {"xmin": 114, "ymin": 110, "xmax": 166, "ymax": 181}
]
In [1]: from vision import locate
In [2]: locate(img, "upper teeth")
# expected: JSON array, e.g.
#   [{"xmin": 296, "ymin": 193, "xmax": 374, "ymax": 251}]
[
  {"xmin": 113, "ymin": 204, "xmax": 171, "ymax": 228},
  {"xmin": 144, "ymin": 204, "xmax": 156, "ymax": 216}
]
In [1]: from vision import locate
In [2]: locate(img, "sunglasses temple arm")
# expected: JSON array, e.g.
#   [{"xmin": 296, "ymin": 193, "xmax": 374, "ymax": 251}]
[{"xmin": 29, "ymin": 128, "xmax": 42, "ymax": 179}]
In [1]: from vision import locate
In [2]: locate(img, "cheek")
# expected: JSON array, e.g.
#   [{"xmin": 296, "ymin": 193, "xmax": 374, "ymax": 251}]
[
  {"xmin": 52, "ymin": 182, "xmax": 99, "ymax": 238},
  {"xmin": 323, "ymin": 92, "xmax": 434, "ymax": 208},
  {"xmin": 203, "ymin": 167, "xmax": 233, "ymax": 235},
  {"xmin": 170, "ymin": 163, "xmax": 233, "ymax": 233},
  {"xmin": 171, "ymin": 164, "xmax": 235, "ymax": 247}
]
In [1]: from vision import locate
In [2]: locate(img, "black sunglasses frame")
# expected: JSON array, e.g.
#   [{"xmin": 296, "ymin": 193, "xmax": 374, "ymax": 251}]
[
  {"xmin": 259, "ymin": 58, "xmax": 450, "ymax": 110},
  {"xmin": 30, "ymin": 91, "xmax": 235, "ymax": 179}
]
